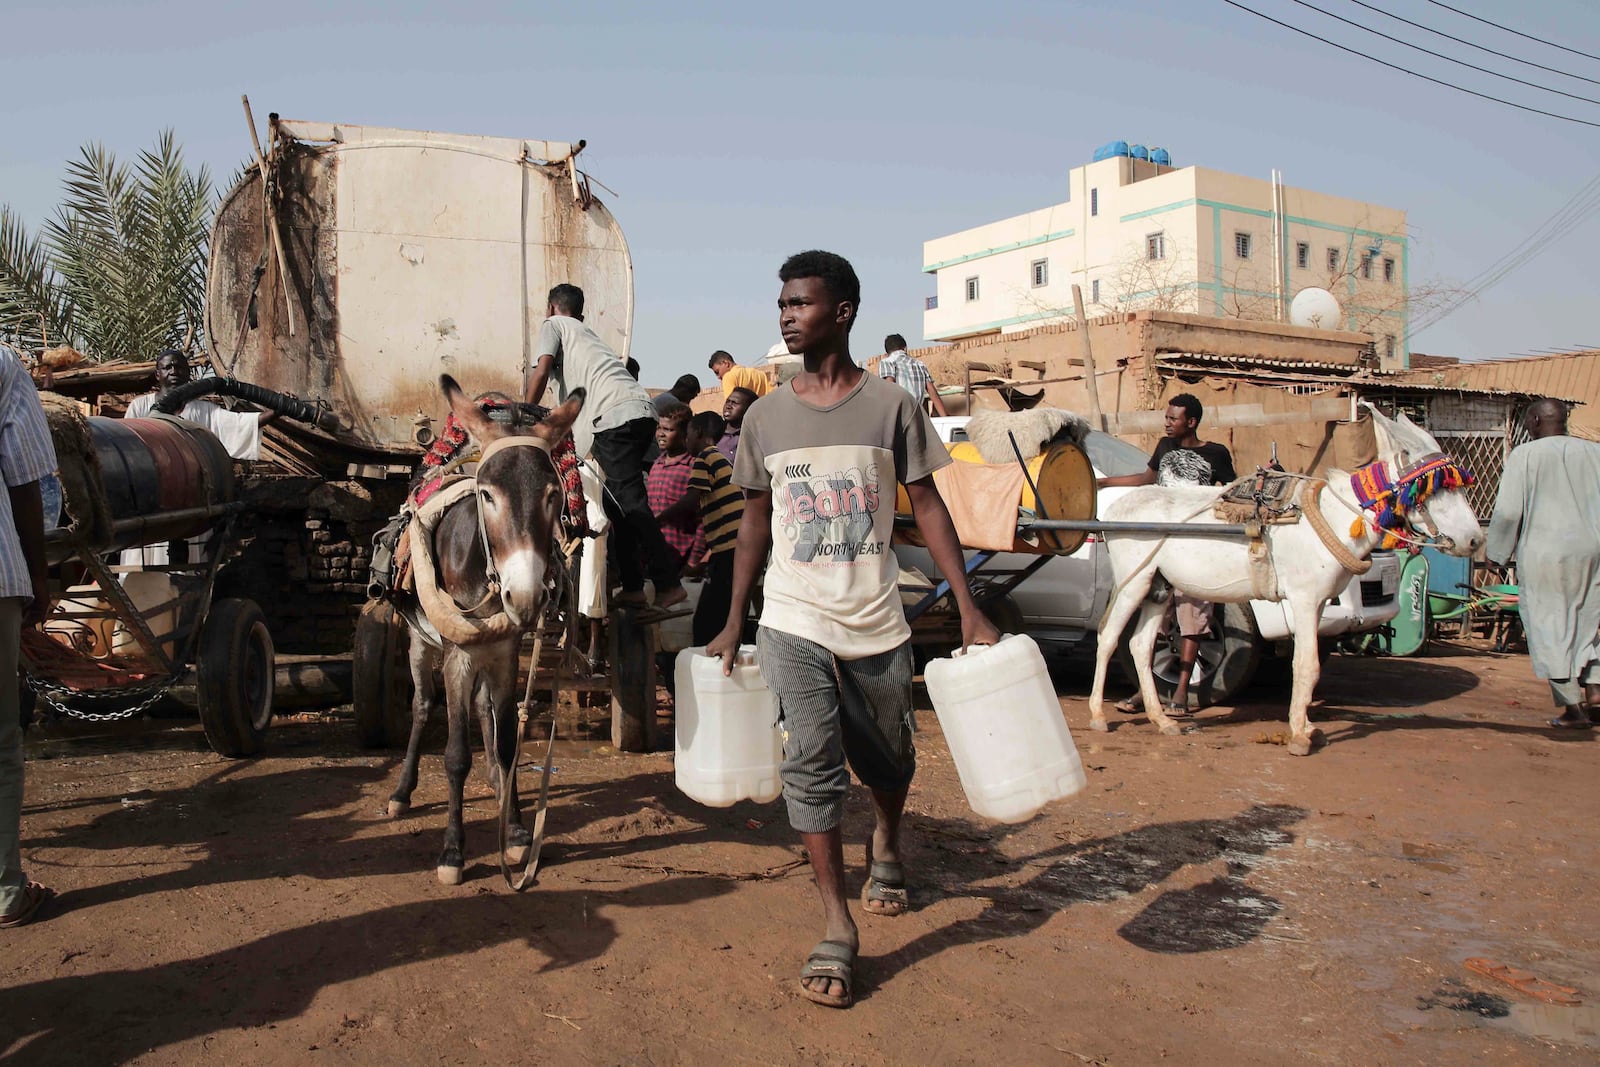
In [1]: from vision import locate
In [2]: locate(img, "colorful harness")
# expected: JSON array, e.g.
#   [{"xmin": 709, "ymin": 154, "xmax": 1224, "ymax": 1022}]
[
  {"xmin": 411, "ymin": 395, "xmax": 589, "ymax": 537},
  {"xmin": 1350, "ymin": 452, "xmax": 1475, "ymax": 548}
]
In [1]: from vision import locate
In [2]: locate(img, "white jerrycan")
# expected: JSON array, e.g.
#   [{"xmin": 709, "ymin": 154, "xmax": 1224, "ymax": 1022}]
[
  {"xmin": 923, "ymin": 634, "xmax": 1087, "ymax": 823},
  {"xmin": 674, "ymin": 646, "xmax": 783, "ymax": 807}
]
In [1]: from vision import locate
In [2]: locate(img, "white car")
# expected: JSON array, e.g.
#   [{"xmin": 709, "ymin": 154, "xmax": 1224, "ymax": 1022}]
[{"xmin": 897, "ymin": 416, "xmax": 1400, "ymax": 703}]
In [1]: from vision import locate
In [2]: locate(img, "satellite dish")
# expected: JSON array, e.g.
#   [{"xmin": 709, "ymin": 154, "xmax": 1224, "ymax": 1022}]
[{"xmin": 1290, "ymin": 287, "xmax": 1343, "ymax": 330}]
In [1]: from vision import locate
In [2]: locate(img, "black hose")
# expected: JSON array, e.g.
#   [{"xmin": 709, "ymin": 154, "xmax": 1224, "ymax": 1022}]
[{"xmin": 153, "ymin": 378, "xmax": 342, "ymax": 432}]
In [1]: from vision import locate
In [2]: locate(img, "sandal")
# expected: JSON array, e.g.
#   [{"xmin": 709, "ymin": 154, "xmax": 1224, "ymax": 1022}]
[
  {"xmin": 1113, "ymin": 697, "xmax": 1143, "ymax": 714},
  {"xmin": 862, "ymin": 860, "xmax": 910, "ymax": 917},
  {"xmin": 0, "ymin": 881, "xmax": 55, "ymax": 929},
  {"xmin": 799, "ymin": 939, "xmax": 856, "ymax": 1008},
  {"xmin": 1549, "ymin": 708, "xmax": 1593, "ymax": 730}
]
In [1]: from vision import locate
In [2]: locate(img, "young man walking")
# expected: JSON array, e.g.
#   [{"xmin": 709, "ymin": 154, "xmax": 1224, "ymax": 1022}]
[
  {"xmin": 1098, "ymin": 392, "xmax": 1236, "ymax": 713},
  {"xmin": 524, "ymin": 284, "xmax": 686, "ymax": 610},
  {"xmin": 706, "ymin": 251, "xmax": 998, "ymax": 1009}
]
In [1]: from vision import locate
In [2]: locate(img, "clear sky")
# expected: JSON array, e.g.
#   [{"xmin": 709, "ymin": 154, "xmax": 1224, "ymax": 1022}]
[{"xmin": 4, "ymin": 0, "xmax": 1598, "ymax": 390}]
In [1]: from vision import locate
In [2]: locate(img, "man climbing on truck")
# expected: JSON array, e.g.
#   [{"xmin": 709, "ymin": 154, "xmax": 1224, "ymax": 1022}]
[{"xmin": 524, "ymin": 283, "xmax": 686, "ymax": 611}]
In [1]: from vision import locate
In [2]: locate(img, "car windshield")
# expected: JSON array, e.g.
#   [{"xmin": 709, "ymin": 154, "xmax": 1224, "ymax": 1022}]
[{"xmin": 1083, "ymin": 430, "xmax": 1149, "ymax": 477}]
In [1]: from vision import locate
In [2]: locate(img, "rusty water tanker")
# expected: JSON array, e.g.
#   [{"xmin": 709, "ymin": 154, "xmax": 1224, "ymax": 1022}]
[{"xmin": 205, "ymin": 118, "xmax": 634, "ymax": 465}]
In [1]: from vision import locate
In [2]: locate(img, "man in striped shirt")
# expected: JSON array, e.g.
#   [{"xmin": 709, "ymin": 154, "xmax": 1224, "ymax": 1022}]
[
  {"xmin": 686, "ymin": 412, "xmax": 745, "ymax": 646},
  {"xmin": 2, "ymin": 344, "xmax": 57, "ymax": 928},
  {"xmin": 877, "ymin": 334, "xmax": 946, "ymax": 416}
]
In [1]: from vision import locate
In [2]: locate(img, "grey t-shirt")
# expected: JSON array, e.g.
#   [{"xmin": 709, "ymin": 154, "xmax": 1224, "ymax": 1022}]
[
  {"xmin": 733, "ymin": 372, "xmax": 950, "ymax": 657},
  {"xmin": 531, "ymin": 315, "xmax": 655, "ymax": 457}
]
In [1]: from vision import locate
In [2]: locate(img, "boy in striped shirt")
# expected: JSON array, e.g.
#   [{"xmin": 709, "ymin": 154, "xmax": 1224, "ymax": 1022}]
[{"xmin": 685, "ymin": 412, "xmax": 745, "ymax": 646}]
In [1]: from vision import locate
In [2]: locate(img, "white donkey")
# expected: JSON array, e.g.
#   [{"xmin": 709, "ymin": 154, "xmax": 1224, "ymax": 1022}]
[{"xmin": 1088, "ymin": 408, "xmax": 1483, "ymax": 755}]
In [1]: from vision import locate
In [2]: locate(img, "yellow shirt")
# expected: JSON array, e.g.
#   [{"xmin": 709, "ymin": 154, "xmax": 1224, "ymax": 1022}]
[{"xmin": 720, "ymin": 363, "xmax": 772, "ymax": 398}]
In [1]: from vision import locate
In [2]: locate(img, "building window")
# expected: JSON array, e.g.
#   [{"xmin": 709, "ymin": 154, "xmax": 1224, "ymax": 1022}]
[
  {"xmin": 925, "ymin": 294, "xmax": 938, "ymax": 310},
  {"xmin": 1091, "ymin": 279, "xmax": 1100, "ymax": 303},
  {"xmin": 1327, "ymin": 247, "xmax": 1340, "ymax": 273},
  {"xmin": 1234, "ymin": 232, "xmax": 1252, "ymax": 260},
  {"xmin": 1090, "ymin": 188, "xmax": 1099, "ymax": 217},
  {"xmin": 1383, "ymin": 257, "xmax": 1396, "ymax": 283},
  {"xmin": 1030, "ymin": 258, "xmax": 1048, "ymax": 288},
  {"xmin": 1360, "ymin": 255, "xmax": 1373, "ymax": 280},
  {"xmin": 1384, "ymin": 334, "xmax": 1397, "ymax": 362},
  {"xmin": 1295, "ymin": 242, "xmax": 1310, "ymax": 269},
  {"xmin": 964, "ymin": 276, "xmax": 979, "ymax": 302},
  {"xmin": 1146, "ymin": 232, "xmax": 1166, "ymax": 260}
]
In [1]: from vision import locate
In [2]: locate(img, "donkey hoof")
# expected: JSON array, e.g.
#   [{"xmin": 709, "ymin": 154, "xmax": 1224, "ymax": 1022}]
[
  {"xmin": 1287, "ymin": 728, "xmax": 1325, "ymax": 757},
  {"xmin": 436, "ymin": 865, "xmax": 464, "ymax": 886},
  {"xmin": 387, "ymin": 799, "xmax": 410, "ymax": 819},
  {"xmin": 1088, "ymin": 718, "xmax": 1109, "ymax": 733},
  {"xmin": 1159, "ymin": 722, "xmax": 1184, "ymax": 737},
  {"xmin": 505, "ymin": 844, "xmax": 530, "ymax": 865}
]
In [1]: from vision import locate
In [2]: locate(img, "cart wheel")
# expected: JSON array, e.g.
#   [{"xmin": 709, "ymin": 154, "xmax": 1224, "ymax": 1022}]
[
  {"xmin": 354, "ymin": 602, "xmax": 415, "ymax": 748},
  {"xmin": 609, "ymin": 606, "xmax": 657, "ymax": 752},
  {"xmin": 197, "ymin": 598, "xmax": 275, "ymax": 758}
]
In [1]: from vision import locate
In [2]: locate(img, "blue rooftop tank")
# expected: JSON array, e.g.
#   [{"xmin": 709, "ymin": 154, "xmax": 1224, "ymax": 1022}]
[
  {"xmin": 1092, "ymin": 140, "xmax": 1131, "ymax": 162},
  {"xmin": 1150, "ymin": 147, "xmax": 1171, "ymax": 166},
  {"xmin": 1129, "ymin": 144, "xmax": 1150, "ymax": 161}
]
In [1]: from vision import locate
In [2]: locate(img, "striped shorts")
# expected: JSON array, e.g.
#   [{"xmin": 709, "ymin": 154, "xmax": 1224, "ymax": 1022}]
[{"xmin": 756, "ymin": 626, "xmax": 916, "ymax": 834}]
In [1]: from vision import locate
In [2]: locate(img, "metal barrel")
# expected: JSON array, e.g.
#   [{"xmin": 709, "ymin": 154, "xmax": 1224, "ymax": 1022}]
[{"xmin": 85, "ymin": 415, "xmax": 237, "ymax": 552}]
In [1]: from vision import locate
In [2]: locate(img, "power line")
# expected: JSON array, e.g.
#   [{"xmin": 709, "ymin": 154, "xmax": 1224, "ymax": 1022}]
[
  {"xmin": 1219, "ymin": 0, "xmax": 1600, "ymax": 129},
  {"xmin": 1407, "ymin": 173, "xmax": 1600, "ymax": 338},
  {"xmin": 1425, "ymin": 1, "xmax": 1600, "ymax": 66},
  {"xmin": 1284, "ymin": 0, "xmax": 1600, "ymax": 108},
  {"xmin": 1343, "ymin": 0, "xmax": 1600, "ymax": 89}
]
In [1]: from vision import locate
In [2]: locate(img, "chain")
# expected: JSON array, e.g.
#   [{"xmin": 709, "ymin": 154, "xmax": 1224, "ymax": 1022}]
[{"xmin": 22, "ymin": 669, "xmax": 179, "ymax": 723}]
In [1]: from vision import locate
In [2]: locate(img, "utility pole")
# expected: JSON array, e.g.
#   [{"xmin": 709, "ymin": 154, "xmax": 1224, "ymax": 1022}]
[{"xmin": 1071, "ymin": 283, "xmax": 1105, "ymax": 432}]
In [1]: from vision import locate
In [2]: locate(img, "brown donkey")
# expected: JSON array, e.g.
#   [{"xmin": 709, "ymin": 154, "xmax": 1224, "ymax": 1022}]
[{"xmin": 386, "ymin": 375, "xmax": 584, "ymax": 885}]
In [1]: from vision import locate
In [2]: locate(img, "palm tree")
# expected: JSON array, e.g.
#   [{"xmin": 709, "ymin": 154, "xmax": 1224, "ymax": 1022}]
[{"xmin": 0, "ymin": 130, "xmax": 213, "ymax": 361}]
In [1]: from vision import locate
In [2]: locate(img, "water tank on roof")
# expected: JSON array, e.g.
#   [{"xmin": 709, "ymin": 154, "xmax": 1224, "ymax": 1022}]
[
  {"xmin": 1129, "ymin": 145, "xmax": 1149, "ymax": 161},
  {"xmin": 1092, "ymin": 140, "xmax": 1131, "ymax": 162},
  {"xmin": 1150, "ymin": 147, "xmax": 1171, "ymax": 166}
]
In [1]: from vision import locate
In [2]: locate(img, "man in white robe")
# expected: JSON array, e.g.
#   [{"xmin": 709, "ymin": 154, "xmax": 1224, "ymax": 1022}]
[
  {"xmin": 1485, "ymin": 399, "xmax": 1600, "ymax": 728},
  {"xmin": 121, "ymin": 349, "xmax": 273, "ymax": 568}
]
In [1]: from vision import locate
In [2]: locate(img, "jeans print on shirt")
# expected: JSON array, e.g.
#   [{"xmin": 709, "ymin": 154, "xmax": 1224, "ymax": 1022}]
[{"xmin": 777, "ymin": 463, "xmax": 882, "ymax": 563}]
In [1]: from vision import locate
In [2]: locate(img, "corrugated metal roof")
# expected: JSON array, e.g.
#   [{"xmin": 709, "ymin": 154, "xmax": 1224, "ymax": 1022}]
[
  {"xmin": 1397, "ymin": 351, "xmax": 1600, "ymax": 417},
  {"xmin": 1156, "ymin": 353, "xmax": 1578, "ymax": 402},
  {"xmin": 1159, "ymin": 351, "xmax": 1380, "ymax": 374}
]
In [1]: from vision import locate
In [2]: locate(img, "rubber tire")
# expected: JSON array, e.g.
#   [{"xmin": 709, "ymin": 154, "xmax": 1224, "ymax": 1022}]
[
  {"xmin": 985, "ymin": 594, "xmax": 1025, "ymax": 637},
  {"xmin": 1116, "ymin": 600, "xmax": 1263, "ymax": 706},
  {"xmin": 353, "ymin": 602, "xmax": 415, "ymax": 749},
  {"xmin": 196, "ymin": 597, "xmax": 275, "ymax": 758}
]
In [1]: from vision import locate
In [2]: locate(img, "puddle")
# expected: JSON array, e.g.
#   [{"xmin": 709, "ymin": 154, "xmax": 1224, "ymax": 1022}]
[
  {"xmin": 1118, "ymin": 875, "xmax": 1282, "ymax": 953},
  {"xmin": 1496, "ymin": 1001, "xmax": 1600, "ymax": 1050},
  {"xmin": 1401, "ymin": 841, "xmax": 1460, "ymax": 874}
]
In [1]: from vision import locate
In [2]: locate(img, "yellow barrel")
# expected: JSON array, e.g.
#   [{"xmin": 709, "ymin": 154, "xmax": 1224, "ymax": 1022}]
[{"xmin": 895, "ymin": 439, "xmax": 1096, "ymax": 555}]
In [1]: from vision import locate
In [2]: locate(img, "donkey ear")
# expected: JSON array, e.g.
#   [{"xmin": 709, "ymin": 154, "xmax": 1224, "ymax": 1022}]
[
  {"xmin": 530, "ymin": 387, "xmax": 586, "ymax": 446},
  {"xmin": 441, "ymin": 375, "xmax": 504, "ymax": 444}
]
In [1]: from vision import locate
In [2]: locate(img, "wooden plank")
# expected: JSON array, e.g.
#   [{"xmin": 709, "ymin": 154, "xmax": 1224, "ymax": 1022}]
[{"xmin": 608, "ymin": 607, "xmax": 657, "ymax": 752}]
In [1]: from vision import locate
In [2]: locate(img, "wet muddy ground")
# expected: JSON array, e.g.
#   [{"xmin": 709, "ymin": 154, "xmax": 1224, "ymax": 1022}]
[{"xmin": 4, "ymin": 639, "xmax": 1597, "ymax": 1065}]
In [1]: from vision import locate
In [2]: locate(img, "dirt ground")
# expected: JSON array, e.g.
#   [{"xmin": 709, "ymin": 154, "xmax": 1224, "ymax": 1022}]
[{"xmin": 4, "ymin": 639, "xmax": 1598, "ymax": 1066}]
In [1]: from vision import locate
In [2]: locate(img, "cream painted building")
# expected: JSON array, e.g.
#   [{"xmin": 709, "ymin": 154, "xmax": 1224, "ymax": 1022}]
[{"xmin": 923, "ymin": 146, "xmax": 1412, "ymax": 368}]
